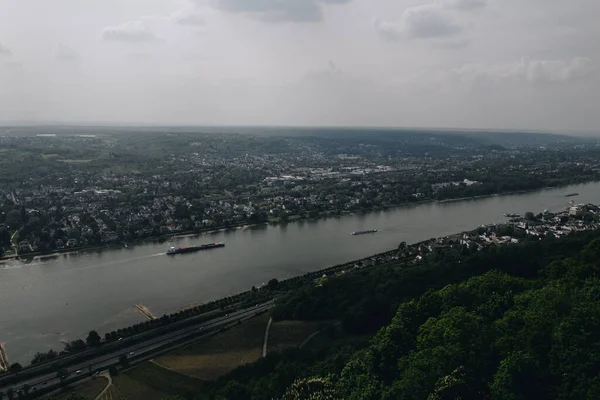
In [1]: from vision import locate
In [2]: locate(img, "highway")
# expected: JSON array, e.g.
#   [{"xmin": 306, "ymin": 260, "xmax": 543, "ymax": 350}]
[{"xmin": 0, "ymin": 301, "xmax": 273, "ymax": 396}]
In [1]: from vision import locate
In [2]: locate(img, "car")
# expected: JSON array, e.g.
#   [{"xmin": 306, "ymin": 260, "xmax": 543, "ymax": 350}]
[
  {"xmin": 76, "ymin": 370, "xmax": 82, "ymax": 375},
  {"xmin": 32, "ymin": 386, "xmax": 37, "ymax": 391},
  {"xmin": 129, "ymin": 351, "xmax": 135, "ymax": 356},
  {"xmin": 42, "ymin": 381, "xmax": 48, "ymax": 385}
]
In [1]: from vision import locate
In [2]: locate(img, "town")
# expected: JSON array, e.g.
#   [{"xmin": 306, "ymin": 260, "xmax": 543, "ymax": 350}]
[
  {"xmin": 296, "ymin": 202, "xmax": 600, "ymax": 285},
  {"xmin": 1, "ymin": 128, "xmax": 600, "ymax": 257}
]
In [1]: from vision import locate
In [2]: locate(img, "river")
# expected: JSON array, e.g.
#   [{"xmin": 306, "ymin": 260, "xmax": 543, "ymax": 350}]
[{"xmin": 1, "ymin": 182, "xmax": 599, "ymax": 363}]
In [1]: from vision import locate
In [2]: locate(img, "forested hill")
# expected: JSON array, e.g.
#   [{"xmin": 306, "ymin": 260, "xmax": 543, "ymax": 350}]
[{"xmin": 199, "ymin": 231, "xmax": 600, "ymax": 399}]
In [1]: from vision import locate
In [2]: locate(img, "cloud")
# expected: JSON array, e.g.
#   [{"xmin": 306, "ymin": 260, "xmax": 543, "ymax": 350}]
[
  {"xmin": 377, "ymin": 4, "xmax": 461, "ymax": 40},
  {"xmin": 452, "ymin": 57, "xmax": 593, "ymax": 85},
  {"xmin": 441, "ymin": 0, "xmax": 487, "ymax": 11},
  {"xmin": 170, "ymin": 8, "xmax": 206, "ymax": 26},
  {"xmin": 55, "ymin": 44, "xmax": 79, "ymax": 61},
  {"xmin": 377, "ymin": 0, "xmax": 487, "ymax": 41},
  {"xmin": 214, "ymin": 0, "xmax": 352, "ymax": 22},
  {"xmin": 0, "ymin": 42, "xmax": 11, "ymax": 56},
  {"xmin": 101, "ymin": 21, "xmax": 157, "ymax": 43},
  {"xmin": 431, "ymin": 39, "xmax": 470, "ymax": 49}
]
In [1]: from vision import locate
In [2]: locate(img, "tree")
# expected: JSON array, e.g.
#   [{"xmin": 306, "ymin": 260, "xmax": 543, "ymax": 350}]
[
  {"xmin": 525, "ymin": 211, "xmax": 535, "ymax": 220},
  {"xmin": 64, "ymin": 339, "xmax": 86, "ymax": 353},
  {"xmin": 86, "ymin": 330, "xmax": 101, "ymax": 347},
  {"xmin": 8, "ymin": 363, "xmax": 21, "ymax": 373},
  {"xmin": 218, "ymin": 380, "xmax": 249, "ymax": 400},
  {"xmin": 108, "ymin": 366, "xmax": 119, "ymax": 377},
  {"xmin": 4, "ymin": 210, "xmax": 21, "ymax": 231},
  {"xmin": 118, "ymin": 354, "xmax": 129, "ymax": 368},
  {"xmin": 267, "ymin": 278, "xmax": 279, "ymax": 290}
]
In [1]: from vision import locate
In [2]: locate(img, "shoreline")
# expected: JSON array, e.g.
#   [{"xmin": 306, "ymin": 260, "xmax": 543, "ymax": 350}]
[{"xmin": 0, "ymin": 182, "xmax": 592, "ymax": 262}]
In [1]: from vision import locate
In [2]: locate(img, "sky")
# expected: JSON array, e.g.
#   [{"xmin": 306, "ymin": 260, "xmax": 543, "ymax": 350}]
[{"xmin": 0, "ymin": 0, "xmax": 598, "ymax": 132}]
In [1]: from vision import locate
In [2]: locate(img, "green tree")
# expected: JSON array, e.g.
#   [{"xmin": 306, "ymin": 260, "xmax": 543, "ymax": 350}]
[
  {"xmin": 118, "ymin": 354, "xmax": 129, "ymax": 368},
  {"xmin": 86, "ymin": 330, "xmax": 101, "ymax": 347},
  {"xmin": 267, "ymin": 278, "xmax": 279, "ymax": 290},
  {"xmin": 8, "ymin": 363, "xmax": 22, "ymax": 373},
  {"xmin": 218, "ymin": 380, "xmax": 248, "ymax": 400}
]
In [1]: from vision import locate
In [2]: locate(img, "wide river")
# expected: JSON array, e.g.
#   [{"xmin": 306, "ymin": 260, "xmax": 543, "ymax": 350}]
[{"xmin": 2, "ymin": 182, "xmax": 600, "ymax": 363}]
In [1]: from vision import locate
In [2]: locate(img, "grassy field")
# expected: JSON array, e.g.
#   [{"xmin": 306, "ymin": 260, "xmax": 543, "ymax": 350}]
[
  {"xmin": 267, "ymin": 320, "xmax": 322, "ymax": 354},
  {"xmin": 52, "ymin": 376, "xmax": 108, "ymax": 400},
  {"xmin": 111, "ymin": 363, "xmax": 204, "ymax": 400},
  {"xmin": 155, "ymin": 314, "xmax": 269, "ymax": 380},
  {"xmin": 50, "ymin": 317, "xmax": 326, "ymax": 400}
]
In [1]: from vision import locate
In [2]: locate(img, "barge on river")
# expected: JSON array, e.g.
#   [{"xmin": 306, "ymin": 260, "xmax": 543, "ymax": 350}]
[
  {"xmin": 166, "ymin": 242, "xmax": 225, "ymax": 255},
  {"xmin": 352, "ymin": 229, "xmax": 378, "ymax": 236}
]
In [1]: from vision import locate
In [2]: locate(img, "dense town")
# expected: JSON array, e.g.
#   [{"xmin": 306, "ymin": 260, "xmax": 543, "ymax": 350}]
[{"xmin": 1, "ymin": 128, "xmax": 600, "ymax": 256}]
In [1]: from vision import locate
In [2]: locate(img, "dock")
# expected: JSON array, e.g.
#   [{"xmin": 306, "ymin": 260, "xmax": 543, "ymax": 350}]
[
  {"xmin": 0, "ymin": 342, "xmax": 9, "ymax": 372},
  {"xmin": 133, "ymin": 304, "xmax": 157, "ymax": 320}
]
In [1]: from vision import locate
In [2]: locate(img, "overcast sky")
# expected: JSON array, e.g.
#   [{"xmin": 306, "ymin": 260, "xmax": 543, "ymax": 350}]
[{"xmin": 0, "ymin": 0, "xmax": 598, "ymax": 132}]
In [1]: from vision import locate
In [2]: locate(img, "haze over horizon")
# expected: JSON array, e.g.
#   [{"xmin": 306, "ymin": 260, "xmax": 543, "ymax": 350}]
[{"xmin": 1, "ymin": 0, "xmax": 598, "ymax": 132}]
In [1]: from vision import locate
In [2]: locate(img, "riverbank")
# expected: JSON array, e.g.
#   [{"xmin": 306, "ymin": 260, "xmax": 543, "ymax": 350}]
[
  {"xmin": 0, "ymin": 223, "xmax": 261, "ymax": 262},
  {"xmin": 0, "ymin": 183, "xmax": 587, "ymax": 262},
  {"xmin": 4, "ymin": 180, "xmax": 600, "ymax": 364}
]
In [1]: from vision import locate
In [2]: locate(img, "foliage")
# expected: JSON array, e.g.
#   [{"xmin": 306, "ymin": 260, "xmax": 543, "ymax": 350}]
[
  {"xmin": 119, "ymin": 354, "xmax": 129, "ymax": 368},
  {"xmin": 7, "ymin": 364, "xmax": 21, "ymax": 374},
  {"xmin": 194, "ymin": 232, "xmax": 600, "ymax": 399},
  {"xmin": 86, "ymin": 330, "xmax": 101, "ymax": 347},
  {"xmin": 31, "ymin": 350, "xmax": 58, "ymax": 364}
]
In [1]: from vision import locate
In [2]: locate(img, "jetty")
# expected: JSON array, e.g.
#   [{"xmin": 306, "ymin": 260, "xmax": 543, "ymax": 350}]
[
  {"xmin": 0, "ymin": 342, "xmax": 9, "ymax": 372},
  {"xmin": 133, "ymin": 304, "xmax": 157, "ymax": 320}
]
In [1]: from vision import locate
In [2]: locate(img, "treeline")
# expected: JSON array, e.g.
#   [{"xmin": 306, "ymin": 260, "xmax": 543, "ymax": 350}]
[
  {"xmin": 195, "ymin": 230, "xmax": 600, "ymax": 399},
  {"xmin": 21, "ymin": 288, "xmax": 274, "ymax": 370}
]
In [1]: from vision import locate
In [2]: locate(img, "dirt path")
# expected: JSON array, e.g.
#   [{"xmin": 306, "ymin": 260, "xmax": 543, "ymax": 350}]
[
  {"xmin": 262, "ymin": 317, "xmax": 273, "ymax": 357},
  {"xmin": 299, "ymin": 331, "xmax": 320, "ymax": 349},
  {"xmin": 94, "ymin": 371, "xmax": 113, "ymax": 400}
]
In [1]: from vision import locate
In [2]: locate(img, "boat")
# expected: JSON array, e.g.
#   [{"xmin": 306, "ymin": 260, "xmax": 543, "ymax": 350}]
[
  {"xmin": 166, "ymin": 242, "xmax": 225, "ymax": 255},
  {"xmin": 503, "ymin": 213, "xmax": 521, "ymax": 218},
  {"xmin": 351, "ymin": 229, "xmax": 378, "ymax": 236},
  {"xmin": 565, "ymin": 193, "xmax": 579, "ymax": 197}
]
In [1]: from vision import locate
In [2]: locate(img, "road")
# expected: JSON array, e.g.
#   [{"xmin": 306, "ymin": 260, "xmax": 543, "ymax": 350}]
[{"xmin": 0, "ymin": 301, "xmax": 273, "ymax": 395}]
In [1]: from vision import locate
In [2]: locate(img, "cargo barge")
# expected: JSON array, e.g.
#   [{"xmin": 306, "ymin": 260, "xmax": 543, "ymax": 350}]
[
  {"xmin": 351, "ymin": 229, "xmax": 378, "ymax": 236},
  {"xmin": 166, "ymin": 242, "xmax": 225, "ymax": 255}
]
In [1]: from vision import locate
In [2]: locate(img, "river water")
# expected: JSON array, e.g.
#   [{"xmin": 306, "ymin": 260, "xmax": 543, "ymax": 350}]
[{"xmin": 1, "ymin": 182, "xmax": 599, "ymax": 363}]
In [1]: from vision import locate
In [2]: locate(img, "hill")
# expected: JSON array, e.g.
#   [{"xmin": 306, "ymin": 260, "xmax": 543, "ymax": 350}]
[{"xmin": 194, "ymin": 231, "xmax": 600, "ymax": 399}]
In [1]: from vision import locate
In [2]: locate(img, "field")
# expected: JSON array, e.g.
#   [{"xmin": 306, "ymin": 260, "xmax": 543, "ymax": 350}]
[
  {"xmin": 155, "ymin": 314, "xmax": 269, "ymax": 380},
  {"xmin": 267, "ymin": 320, "xmax": 322, "ymax": 353},
  {"xmin": 104, "ymin": 363, "xmax": 205, "ymax": 400},
  {"xmin": 50, "ymin": 316, "xmax": 323, "ymax": 399}
]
